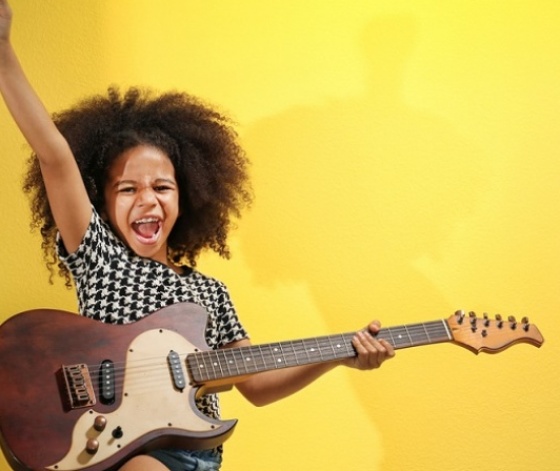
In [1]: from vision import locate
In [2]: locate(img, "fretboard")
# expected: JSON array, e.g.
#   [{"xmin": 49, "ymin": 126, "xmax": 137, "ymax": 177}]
[{"xmin": 186, "ymin": 319, "xmax": 452, "ymax": 385}]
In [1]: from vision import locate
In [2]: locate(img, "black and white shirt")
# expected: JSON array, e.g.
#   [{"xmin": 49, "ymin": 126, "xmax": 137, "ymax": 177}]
[{"xmin": 58, "ymin": 208, "xmax": 248, "ymax": 421}]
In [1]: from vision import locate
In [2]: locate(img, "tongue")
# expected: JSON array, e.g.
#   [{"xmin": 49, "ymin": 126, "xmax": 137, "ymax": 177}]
[{"xmin": 135, "ymin": 222, "xmax": 159, "ymax": 238}]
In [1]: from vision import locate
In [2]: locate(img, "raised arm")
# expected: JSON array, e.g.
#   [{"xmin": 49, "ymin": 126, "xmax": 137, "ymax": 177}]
[{"xmin": 0, "ymin": 0, "xmax": 91, "ymax": 253}]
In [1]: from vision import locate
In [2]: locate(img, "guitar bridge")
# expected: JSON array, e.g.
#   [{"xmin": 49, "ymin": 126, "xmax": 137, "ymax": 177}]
[{"xmin": 61, "ymin": 363, "xmax": 97, "ymax": 409}]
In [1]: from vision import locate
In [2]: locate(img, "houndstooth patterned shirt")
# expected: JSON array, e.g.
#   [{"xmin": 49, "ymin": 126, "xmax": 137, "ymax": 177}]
[{"xmin": 57, "ymin": 208, "xmax": 248, "ymax": 423}]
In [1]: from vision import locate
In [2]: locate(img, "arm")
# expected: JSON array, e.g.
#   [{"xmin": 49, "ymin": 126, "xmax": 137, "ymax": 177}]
[
  {"xmin": 0, "ymin": 0, "xmax": 91, "ymax": 253},
  {"xmin": 230, "ymin": 321, "xmax": 395, "ymax": 407}
]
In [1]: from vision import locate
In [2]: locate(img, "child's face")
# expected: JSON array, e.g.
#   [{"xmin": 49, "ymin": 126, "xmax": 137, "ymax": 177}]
[{"xmin": 103, "ymin": 144, "xmax": 180, "ymax": 266}]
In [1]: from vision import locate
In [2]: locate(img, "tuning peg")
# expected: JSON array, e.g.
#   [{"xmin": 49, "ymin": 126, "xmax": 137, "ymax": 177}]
[
  {"xmin": 469, "ymin": 311, "xmax": 477, "ymax": 329},
  {"xmin": 455, "ymin": 310, "xmax": 466, "ymax": 324},
  {"xmin": 495, "ymin": 314, "xmax": 504, "ymax": 328},
  {"xmin": 483, "ymin": 312, "xmax": 490, "ymax": 327},
  {"xmin": 521, "ymin": 317, "xmax": 530, "ymax": 332},
  {"xmin": 508, "ymin": 316, "xmax": 517, "ymax": 329}
]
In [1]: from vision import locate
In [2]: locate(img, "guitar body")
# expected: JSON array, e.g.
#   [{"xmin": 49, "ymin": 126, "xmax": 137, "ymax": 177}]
[{"xmin": 0, "ymin": 303, "xmax": 236, "ymax": 471}]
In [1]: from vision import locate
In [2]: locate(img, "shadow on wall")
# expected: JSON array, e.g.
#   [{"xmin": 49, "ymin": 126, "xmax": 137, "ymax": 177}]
[
  {"xmin": 238, "ymin": 10, "xmax": 489, "ymax": 449},
  {"xmin": 240, "ymin": 15, "xmax": 488, "ymax": 312}
]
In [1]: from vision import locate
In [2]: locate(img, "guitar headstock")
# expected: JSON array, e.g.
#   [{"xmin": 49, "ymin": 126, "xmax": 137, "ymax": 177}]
[{"xmin": 447, "ymin": 310, "xmax": 544, "ymax": 354}]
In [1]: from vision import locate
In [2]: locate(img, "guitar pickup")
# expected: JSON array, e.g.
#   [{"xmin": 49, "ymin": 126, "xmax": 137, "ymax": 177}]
[
  {"xmin": 61, "ymin": 363, "xmax": 97, "ymax": 409},
  {"xmin": 167, "ymin": 350, "xmax": 186, "ymax": 390},
  {"xmin": 99, "ymin": 360, "xmax": 116, "ymax": 404}
]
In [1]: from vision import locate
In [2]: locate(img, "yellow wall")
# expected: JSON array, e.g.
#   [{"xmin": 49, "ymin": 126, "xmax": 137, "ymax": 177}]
[{"xmin": 1, "ymin": 1, "xmax": 559, "ymax": 470}]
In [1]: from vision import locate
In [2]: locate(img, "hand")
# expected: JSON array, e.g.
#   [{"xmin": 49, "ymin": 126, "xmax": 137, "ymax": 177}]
[
  {"xmin": 0, "ymin": 0, "xmax": 13, "ymax": 43},
  {"xmin": 345, "ymin": 321, "xmax": 395, "ymax": 370}
]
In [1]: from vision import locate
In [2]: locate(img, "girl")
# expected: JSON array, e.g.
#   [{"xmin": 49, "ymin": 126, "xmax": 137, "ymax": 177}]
[{"xmin": 0, "ymin": 1, "xmax": 395, "ymax": 470}]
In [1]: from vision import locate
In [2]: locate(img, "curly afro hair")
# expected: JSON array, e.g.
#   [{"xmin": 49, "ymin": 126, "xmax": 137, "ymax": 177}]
[{"xmin": 23, "ymin": 86, "xmax": 252, "ymax": 286}]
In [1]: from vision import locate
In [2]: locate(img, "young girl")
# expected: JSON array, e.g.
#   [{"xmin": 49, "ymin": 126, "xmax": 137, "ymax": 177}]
[{"xmin": 0, "ymin": 1, "xmax": 395, "ymax": 470}]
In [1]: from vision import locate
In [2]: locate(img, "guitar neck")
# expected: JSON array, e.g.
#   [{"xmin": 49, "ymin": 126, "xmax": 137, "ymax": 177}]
[{"xmin": 187, "ymin": 319, "xmax": 451, "ymax": 386}]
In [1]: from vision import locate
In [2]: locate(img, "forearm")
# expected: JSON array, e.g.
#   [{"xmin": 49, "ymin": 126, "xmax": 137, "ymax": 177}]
[
  {"xmin": 0, "ymin": 12, "xmax": 92, "ymax": 250},
  {"xmin": 231, "ymin": 322, "xmax": 395, "ymax": 407},
  {"xmin": 235, "ymin": 360, "xmax": 341, "ymax": 407},
  {"xmin": 0, "ymin": 36, "xmax": 69, "ymax": 163}
]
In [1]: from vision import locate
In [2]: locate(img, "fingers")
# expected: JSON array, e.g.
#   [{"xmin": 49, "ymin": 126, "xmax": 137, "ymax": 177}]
[
  {"xmin": 0, "ymin": 0, "xmax": 11, "ymax": 15},
  {"xmin": 0, "ymin": 0, "xmax": 13, "ymax": 34},
  {"xmin": 351, "ymin": 321, "xmax": 395, "ymax": 370}
]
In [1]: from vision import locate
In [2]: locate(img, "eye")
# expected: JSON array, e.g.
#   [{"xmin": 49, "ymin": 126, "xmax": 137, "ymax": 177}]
[
  {"xmin": 118, "ymin": 186, "xmax": 136, "ymax": 194},
  {"xmin": 154, "ymin": 185, "xmax": 174, "ymax": 192}
]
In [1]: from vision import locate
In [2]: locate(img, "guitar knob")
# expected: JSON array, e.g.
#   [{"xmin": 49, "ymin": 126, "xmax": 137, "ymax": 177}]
[
  {"xmin": 94, "ymin": 415, "xmax": 107, "ymax": 432},
  {"xmin": 85, "ymin": 439, "xmax": 99, "ymax": 455}
]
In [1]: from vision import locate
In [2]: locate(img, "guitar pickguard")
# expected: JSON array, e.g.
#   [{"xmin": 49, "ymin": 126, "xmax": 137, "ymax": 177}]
[{"xmin": 48, "ymin": 329, "xmax": 225, "ymax": 471}]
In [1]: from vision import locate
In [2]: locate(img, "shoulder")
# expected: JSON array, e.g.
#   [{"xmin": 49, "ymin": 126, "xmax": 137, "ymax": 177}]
[{"xmin": 182, "ymin": 268, "xmax": 229, "ymax": 293}]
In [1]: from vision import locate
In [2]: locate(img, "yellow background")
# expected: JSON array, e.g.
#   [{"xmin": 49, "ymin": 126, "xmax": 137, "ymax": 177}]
[{"xmin": 1, "ymin": 1, "xmax": 558, "ymax": 470}]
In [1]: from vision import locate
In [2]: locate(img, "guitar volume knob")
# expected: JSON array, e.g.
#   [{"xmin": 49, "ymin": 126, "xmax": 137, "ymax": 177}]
[
  {"xmin": 93, "ymin": 415, "xmax": 107, "ymax": 432},
  {"xmin": 85, "ymin": 438, "xmax": 99, "ymax": 455}
]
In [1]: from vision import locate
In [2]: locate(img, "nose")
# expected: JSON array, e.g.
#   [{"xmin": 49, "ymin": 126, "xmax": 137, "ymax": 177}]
[{"xmin": 137, "ymin": 187, "xmax": 157, "ymax": 206}]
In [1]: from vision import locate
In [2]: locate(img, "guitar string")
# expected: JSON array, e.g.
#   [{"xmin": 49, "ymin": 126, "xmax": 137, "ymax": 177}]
[
  {"xmin": 74, "ymin": 321, "xmax": 452, "ymax": 374},
  {"xmin": 60, "ymin": 317, "xmax": 528, "ymax": 400},
  {"xmin": 65, "ymin": 321, "xmax": 455, "ymax": 394},
  {"xmin": 77, "ymin": 321, "xmax": 451, "ymax": 378}
]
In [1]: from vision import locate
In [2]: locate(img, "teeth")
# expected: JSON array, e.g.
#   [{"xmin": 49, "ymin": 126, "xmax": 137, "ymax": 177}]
[{"xmin": 135, "ymin": 217, "xmax": 159, "ymax": 224}]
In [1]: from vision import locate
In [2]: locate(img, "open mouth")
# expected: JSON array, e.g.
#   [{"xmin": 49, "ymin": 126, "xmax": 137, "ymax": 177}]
[{"xmin": 132, "ymin": 217, "xmax": 162, "ymax": 243}]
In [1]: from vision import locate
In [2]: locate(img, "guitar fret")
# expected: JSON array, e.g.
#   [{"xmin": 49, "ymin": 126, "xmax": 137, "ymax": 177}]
[
  {"xmin": 322, "ymin": 337, "xmax": 337, "ymax": 360},
  {"xmin": 240, "ymin": 347, "xmax": 257, "ymax": 374},
  {"xmin": 302, "ymin": 339, "xmax": 317, "ymax": 359},
  {"xmin": 301, "ymin": 338, "xmax": 314, "ymax": 362},
  {"xmin": 339, "ymin": 337, "xmax": 349, "ymax": 357},
  {"xmin": 383, "ymin": 327, "xmax": 397, "ymax": 346},
  {"xmin": 385, "ymin": 326, "xmax": 410, "ymax": 348},
  {"xmin": 277, "ymin": 342, "xmax": 287, "ymax": 366},
  {"xmin": 422, "ymin": 323, "xmax": 431, "ymax": 342},
  {"xmin": 228, "ymin": 348, "xmax": 244, "ymax": 375},
  {"xmin": 202, "ymin": 352, "xmax": 215, "ymax": 380},
  {"xmin": 256, "ymin": 345, "xmax": 269, "ymax": 370},
  {"xmin": 290, "ymin": 341, "xmax": 300, "ymax": 366},
  {"xmin": 219, "ymin": 348, "xmax": 240, "ymax": 378},
  {"xmin": 314, "ymin": 338, "xmax": 324, "ymax": 361},
  {"xmin": 407, "ymin": 324, "xmax": 426, "ymax": 345},
  {"xmin": 276, "ymin": 344, "xmax": 286, "ymax": 366},
  {"xmin": 214, "ymin": 351, "xmax": 224, "ymax": 378},
  {"xmin": 404, "ymin": 325, "xmax": 413, "ymax": 346},
  {"xmin": 218, "ymin": 349, "xmax": 234, "ymax": 378},
  {"xmin": 269, "ymin": 343, "xmax": 283, "ymax": 368}
]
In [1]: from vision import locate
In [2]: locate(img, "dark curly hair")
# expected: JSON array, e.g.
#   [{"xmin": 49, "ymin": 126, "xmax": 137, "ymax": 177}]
[{"xmin": 23, "ymin": 86, "xmax": 252, "ymax": 286}]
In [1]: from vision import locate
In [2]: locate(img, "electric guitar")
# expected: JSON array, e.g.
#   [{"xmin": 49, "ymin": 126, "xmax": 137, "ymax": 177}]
[{"xmin": 0, "ymin": 303, "xmax": 543, "ymax": 471}]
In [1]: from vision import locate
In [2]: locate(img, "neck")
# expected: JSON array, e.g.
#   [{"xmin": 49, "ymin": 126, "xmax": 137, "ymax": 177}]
[{"xmin": 187, "ymin": 319, "xmax": 452, "ymax": 387}]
